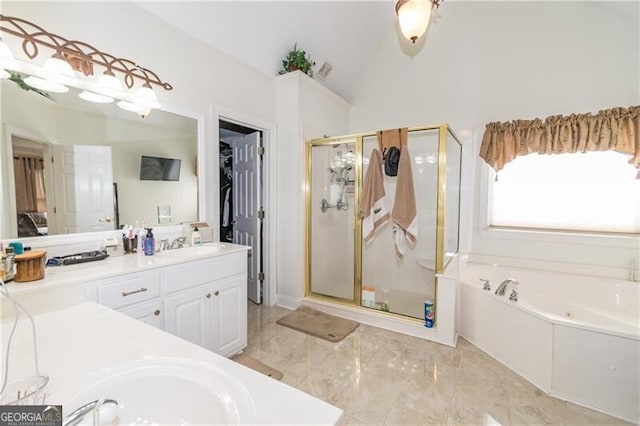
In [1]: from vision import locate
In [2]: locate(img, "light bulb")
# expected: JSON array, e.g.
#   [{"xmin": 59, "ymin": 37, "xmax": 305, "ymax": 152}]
[
  {"xmin": 79, "ymin": 90, "xmax": 114, "ymax": 104},
  {"xmin": 0, "ymin": 39, "xmax": 21, "ymax": 71},
  {"xmin": 42, "ymin": 54, "xmax": 77, "ymax": 84},
  {"xmin": 24, "ymin": 76, "xmax": 69, "ymax": 93},
  {"xmin": 96, "ymin": 71, "xmax": 123, "ymax": 97},
  {"xmin": 117, "ymin": 100, "xmax": 151, "ymax": 117},
  {"xmin": 133, "ymin": 84, "xmax": 160, "ymax": 109}
]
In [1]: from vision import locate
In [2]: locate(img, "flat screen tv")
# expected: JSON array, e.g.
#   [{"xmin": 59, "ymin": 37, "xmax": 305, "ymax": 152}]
[{"xmin": 139, "ymin": 155, "xmax": 181, "ymax": 181}]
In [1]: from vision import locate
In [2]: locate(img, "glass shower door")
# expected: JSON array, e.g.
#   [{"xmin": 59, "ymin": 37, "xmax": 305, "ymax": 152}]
[{"xmin": 306, "ymin": 139, "xmax": 358, "ymax": 302}]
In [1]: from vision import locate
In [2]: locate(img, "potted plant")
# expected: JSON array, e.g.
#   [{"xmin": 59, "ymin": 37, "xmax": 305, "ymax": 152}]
[{"xmin": 278, "ymin": 43, "xmax": 315, "ymax": 77}]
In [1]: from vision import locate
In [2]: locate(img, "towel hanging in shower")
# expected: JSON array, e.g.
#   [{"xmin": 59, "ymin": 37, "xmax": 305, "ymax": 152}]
[
  {"xmin": 391, "ymin": 144, "xmax": 417, "ymax": 257},
  {"xmin": 360, "ymin": 148, "xmax": 389, "ymax": 243}
]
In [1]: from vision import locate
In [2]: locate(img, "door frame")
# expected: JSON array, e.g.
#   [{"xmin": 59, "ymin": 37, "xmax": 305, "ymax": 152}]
[
  {"xmin": 2, "ymin": 125, "xmax": 56, "ymax": 239},
  {"xmin": 214, "ymin": 105, "xmax": 277, "ymax": 307}
]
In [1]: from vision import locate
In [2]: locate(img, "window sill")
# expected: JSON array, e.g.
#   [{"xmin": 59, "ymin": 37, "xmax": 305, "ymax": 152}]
[{"xmin": 478, "ymin": 226, "xmax": 640, "ymax": 249}]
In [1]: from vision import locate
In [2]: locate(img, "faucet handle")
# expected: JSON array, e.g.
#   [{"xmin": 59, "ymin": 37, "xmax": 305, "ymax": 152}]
[
  {"xmin": 479, "ymin": 279, "xmax": 491, "ymax": 291},
  {"xmin": 509, "ymin": 289, "xmax": 519, "ymax": 302}
]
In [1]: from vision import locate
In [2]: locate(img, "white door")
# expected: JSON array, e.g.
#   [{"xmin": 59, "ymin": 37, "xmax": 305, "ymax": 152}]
[
  {"xmin": 52, "ymin": 145, "xmax": 115, "ymax": 234},
  {"xmin": 231, "ymin": 132, "xmax": 262, "ymax": 304}
]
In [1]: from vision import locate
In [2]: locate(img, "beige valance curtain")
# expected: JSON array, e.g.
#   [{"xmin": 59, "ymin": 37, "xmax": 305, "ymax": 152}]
[
  {"xmin": 480, "ymin": 105, "xmax": 640, "ymax": 172},
  {"xmin": 13, "ymin": 156, "xmax": 46, "ymax": 213}
]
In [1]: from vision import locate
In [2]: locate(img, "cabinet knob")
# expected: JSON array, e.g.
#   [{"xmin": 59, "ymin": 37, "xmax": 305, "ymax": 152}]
[
  {"xmin": 206, "ymin": 293, "xmax": 212, "ymax": 299},
  {"xmin": 154, "ymin": 309, "xmax": 160, "ymax": 316},
  {"xmin": 214, "ymin": 291, "xmax": 219, "ymax": 296}
]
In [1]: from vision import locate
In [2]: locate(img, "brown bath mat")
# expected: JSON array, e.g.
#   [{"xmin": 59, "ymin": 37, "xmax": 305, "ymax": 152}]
[
  {"xmin": 276, "ymin": 306, "xmax": 359, "ymax": 343},
  {"xmin": 231, "ymin": 353, "xmax": 283, "ymax": 381}
]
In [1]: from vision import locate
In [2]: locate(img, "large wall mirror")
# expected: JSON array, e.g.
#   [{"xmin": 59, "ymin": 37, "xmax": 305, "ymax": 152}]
[{"xmin": 1, "ymin": 78, "xmax": 198, "ymax": 241}]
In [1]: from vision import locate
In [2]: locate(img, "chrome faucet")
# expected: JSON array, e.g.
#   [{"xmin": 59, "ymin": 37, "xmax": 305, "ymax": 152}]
[
  {"xmin": 495, "ymin": 279, "xmax": 519, "ymax": 296},
  {"xmin": 159, "ymin": 239, "xmax": 170, "ymax": 251},
  {"xmin": 479, "ymin": 279, "xmax": 491, "ymax": 291},
  {"xmin": 170, "ymin": 237, "xmax": 186, "ymax": 249},
  {"xmin": 63, "ymin": 399, "xmax": 118, "ymax": 426}
]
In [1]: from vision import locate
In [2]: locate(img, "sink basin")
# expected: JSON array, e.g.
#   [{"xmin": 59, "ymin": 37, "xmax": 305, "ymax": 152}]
[
  {"xmin": 159, "ymin": 243, "xmax": 225, "ymax": 259},
  {"xmin": 49, "ymin": 358, "xmax": 254, "ymax": 424}
]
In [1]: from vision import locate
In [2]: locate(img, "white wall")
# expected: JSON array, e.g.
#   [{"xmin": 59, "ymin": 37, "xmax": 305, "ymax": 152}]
[
  {"xmin": 111, "ymin": 138, "xmax": 197, "ymax": 227},
  {"xmin": 275, "ymin": 72, "xmax": 350, "ymax": 308},
  {"xmin": 348, "ymin": 2, "xmax": 640, "ymax": 273}
]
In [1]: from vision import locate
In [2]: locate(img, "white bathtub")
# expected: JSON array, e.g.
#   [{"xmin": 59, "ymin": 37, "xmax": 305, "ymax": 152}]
[{"xmin": 457, "ymin": 262, "xmax": 640, "ymax": 423}]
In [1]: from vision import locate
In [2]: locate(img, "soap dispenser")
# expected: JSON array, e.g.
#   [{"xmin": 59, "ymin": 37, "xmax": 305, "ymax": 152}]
[
  {"xmin": 191, "ymin": 226, "xmax": 202, "ymax": 246},
  {"xmin": 143, "ymin": 228, "xmax": 155, "ymax": 256}
]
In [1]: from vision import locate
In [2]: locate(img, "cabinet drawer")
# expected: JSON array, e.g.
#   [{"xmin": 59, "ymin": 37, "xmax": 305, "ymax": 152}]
[
  {"xmin": 92, "ymin": 273, "xmax": 161, "ymax": 309},
  {"xmin": 163, "ymin": 253, "xmax": 245, "ymax": 294}
]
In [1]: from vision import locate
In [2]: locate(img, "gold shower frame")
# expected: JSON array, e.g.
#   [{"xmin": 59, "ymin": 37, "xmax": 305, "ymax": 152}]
[{"xmin": 304, "ymin": 124, "xmax": 462, "ymax": 325}]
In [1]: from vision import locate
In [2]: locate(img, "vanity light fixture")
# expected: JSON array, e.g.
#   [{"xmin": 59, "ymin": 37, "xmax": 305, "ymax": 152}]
[
  {"xmin": 96, "ymin": 70, "xmax": 123, "ymax": 98},
  {"xmin": 23, "ymin": 75, "xmax": 69, "ymax": 93},
  {"xmin": 0, "ymin": 37, "xmax": 20, "ymax": 71},
  {"xmin": 116, "ymin": 100, "xmax": 151, "ymax": 118},
  {"xmin": 24, "ymin": 52, "xmax": 78, "ymax": 93},
  {"xmin": 395, "ymin": 0, "xmax": 443, "ymax": 43},
  {"xmin": 0, "ymin": 14, "xmax": 172, "ymax": 116},
  {"xmin": 78, "ymin": 90, "xmax": 113, "ymax": 104}
]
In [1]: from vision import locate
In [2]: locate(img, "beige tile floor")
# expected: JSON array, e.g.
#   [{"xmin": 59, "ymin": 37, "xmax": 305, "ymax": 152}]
[{"xmin": 245, "ymin": 302, "xmax": 631, "ymax": 426}]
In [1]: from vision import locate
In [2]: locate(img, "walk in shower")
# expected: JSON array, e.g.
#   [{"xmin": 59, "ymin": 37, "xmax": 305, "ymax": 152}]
[{"xmin": 305, "ymin": 125, "xmax": 461, "ymax": 325}]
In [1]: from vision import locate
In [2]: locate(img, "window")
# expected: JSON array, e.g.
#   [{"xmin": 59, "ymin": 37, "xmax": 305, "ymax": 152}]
[{"xmin": 490, "ymin": 152, "xmax": 640, "ymax": 234}]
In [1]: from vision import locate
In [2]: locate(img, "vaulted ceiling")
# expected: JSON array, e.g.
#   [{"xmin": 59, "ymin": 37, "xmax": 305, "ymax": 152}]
[
  {"xmin": 136, "ymin": 1, "xmax": 638, "ymax": 103},
  {"xmin": 135, "ymin": 1, "xmax": 397, "ymax": 101}
]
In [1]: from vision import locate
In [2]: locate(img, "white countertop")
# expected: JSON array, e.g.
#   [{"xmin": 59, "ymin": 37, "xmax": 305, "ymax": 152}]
[
  {"xmin": 5, "ymin": 242, "xmax": 250, "ymax": 296},
  {"xmin": 1, "ymin": 301, "xmax": 343, "ymax": 424},
  {"xmin": 1, "ymin": 243, "xmax": 250, "ymax": 319}
]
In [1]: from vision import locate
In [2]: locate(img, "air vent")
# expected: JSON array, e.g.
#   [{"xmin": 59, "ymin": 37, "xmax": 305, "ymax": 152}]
[{"xmin": 316, "ymin": 62, "xmax": 333, "ymax": 80}]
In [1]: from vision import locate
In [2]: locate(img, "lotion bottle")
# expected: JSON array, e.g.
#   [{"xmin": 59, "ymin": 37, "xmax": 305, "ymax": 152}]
[{"xmin": 191, "ymin": 226, "xmax": 202, "ymax": 246}]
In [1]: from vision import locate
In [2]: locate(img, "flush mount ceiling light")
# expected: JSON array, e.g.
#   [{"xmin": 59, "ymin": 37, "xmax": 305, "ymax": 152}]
[
  {"xmin": 395, "ymin": 0, "xmax": 443, "ymax": 43},
  {"xmin": 0, "ymin": 14, "xmax": 172, "ymax": 116}
]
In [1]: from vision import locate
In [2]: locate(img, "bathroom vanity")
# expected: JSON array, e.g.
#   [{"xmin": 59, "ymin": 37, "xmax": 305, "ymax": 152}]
[
  {"xmin": 84, "ymin": 244, "xmax": 247, "ymax": 356},
  {"xmin": 1, "ymin": 242, "xmax": 343, "ymax": 424}
]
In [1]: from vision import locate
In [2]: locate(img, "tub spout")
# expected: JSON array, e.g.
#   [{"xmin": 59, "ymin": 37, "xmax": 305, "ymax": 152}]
[{"xmin": 495, "ymin": 279, "xmax": 518, "ymax": 296}]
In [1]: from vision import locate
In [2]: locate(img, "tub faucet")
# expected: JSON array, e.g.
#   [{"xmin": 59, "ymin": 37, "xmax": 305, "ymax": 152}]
[
  {"xmin": 63, "ymin": 398, "xmax": 118, "ymax": 426},
  {"xmin": 495, "ymin": 279, "xmax": 519, "ymax": 296},
  {"xmin": 479, "ymin": 279, "xmax": 491, "ymax": 291}
]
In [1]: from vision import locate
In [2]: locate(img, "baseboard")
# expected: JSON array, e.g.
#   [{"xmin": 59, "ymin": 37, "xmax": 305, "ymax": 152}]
[
  {"xmin": 276, "ymin": 294, "xmax": 301, "ymax": 311},
  {"xmin": 302, "ymin": 298, "xmax": 456, "ymax": 347}
]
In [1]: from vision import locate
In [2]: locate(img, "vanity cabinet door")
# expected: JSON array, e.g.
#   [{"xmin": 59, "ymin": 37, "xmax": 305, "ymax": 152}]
[
  {"xmin": 163, "ymin": 285, "xmax": 212, "ymax": 350},
  {"xmin": 208, "ymin": 275, "xmax": 247, "ymax": 357},
  {"xmin": 119, "ymin": 300, "xmax": 162, "ymax": 329}
]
